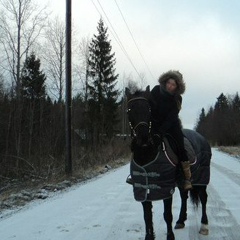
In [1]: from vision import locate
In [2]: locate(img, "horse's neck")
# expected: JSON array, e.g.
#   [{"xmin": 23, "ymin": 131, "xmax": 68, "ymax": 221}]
[{"xmin": 132, "ymin": 145, "xmax": 158, "ymax": 166}]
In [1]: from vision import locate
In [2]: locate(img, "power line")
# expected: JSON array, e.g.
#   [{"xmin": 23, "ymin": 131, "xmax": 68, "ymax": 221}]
[
  {"xmin": 114, "ymin": 0, "xmax": 156, "ymax": 81},
  {"xmin": 91, "ymin": 0, "xmax": 144, "ymax": 80}
]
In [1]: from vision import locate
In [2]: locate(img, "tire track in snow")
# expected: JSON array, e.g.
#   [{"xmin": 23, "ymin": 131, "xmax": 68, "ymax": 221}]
[
  {"xmin": 205, "ymin": 184, "xmax": 240, "ymax": 240},
  {"xmin": 211, "ymin": 161, "xmax": 240, "ymax": 187},
  {"xmin": 186, "ymin": 185, "xmax": 240, "ymax": 240},
  {"xmin": 196, "ymin": 157, "xmax": 240, "ymax": 240},
  {"xmin": 185, "ymin": 156, "xmax": 240, "ymax": 240},
  {"xmin": 103, "ymin": 184, "xmax": 144, "ymax": 240}
]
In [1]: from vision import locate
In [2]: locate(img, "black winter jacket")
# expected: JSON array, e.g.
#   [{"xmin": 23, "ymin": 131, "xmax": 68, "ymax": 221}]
[{"xmin": 150, "ymin": 85, "xmax": 182, "ymax": 135}]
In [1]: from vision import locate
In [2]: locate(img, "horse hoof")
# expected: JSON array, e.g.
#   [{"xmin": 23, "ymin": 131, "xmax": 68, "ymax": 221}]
[
  {"xmin": 167, "ymin": 232, "xmax": 175, "ymax": 240},
  {"xmin": 199, "ymin": 224, "xmax": 209, "ymax": 235},
  {"xmin": 174, "ymin": 223, "xmax": 185, "ymax": 229},
  {"xmin": 199, "ymin": 228, "xmax": 209, "ymax": 235}
]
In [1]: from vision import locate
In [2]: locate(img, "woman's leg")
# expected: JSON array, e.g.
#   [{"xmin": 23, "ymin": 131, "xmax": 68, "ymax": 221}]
[{"xmin": 169, "ymin": 126, "xmax": 192, "ymax": 190}]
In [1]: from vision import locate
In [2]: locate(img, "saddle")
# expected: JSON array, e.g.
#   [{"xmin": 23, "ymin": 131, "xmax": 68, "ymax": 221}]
[
  {"xmin": 162, "ymin": 135, "xmax": 197, "ymax": 169},
  {"xmin": 162, "ymin": 129, "xmax": 211, "ymax": 186}
]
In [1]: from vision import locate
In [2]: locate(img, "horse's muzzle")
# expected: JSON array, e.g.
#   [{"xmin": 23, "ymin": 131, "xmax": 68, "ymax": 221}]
[{"xmin": 136, "ymin": 134, "xmax": 153, "ymax": 148}]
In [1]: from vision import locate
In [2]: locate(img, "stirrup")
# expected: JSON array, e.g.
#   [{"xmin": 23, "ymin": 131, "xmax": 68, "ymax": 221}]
[{"xmin": 126, "ymin": 175, "xmax": 133, "ymax": 185}]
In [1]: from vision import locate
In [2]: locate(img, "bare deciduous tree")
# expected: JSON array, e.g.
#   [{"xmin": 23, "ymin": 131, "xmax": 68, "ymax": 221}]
[
  {"xmin": 76, "ymin": 37, "xmax": 90, "ymax": 102},
  {"xmin": 0, "ymin": 0, "xmax": 48, "ymax": 167},
  {"xmin": 0, "ymin": 0, "xmax": 48, "ymax": 98},
  {"xmin": 42, "ymin": 17, "xmax": 66, "ymax": 103}
]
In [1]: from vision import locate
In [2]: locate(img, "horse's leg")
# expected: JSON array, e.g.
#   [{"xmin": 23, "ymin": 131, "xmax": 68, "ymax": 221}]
[
  {"xmin": 142, "ymin": 201, "xmax": 155, "ymax": 240},
  {"xmin": 163, "ymin": 197, "xmax": 175, "ymax": 240},
  {"xmin": 175, "ymin": 187, "xmax": 188, "ymax": 229},
  {"xmin": 198, "ymin": 186, "xmax": 209, "ymax": 235}
]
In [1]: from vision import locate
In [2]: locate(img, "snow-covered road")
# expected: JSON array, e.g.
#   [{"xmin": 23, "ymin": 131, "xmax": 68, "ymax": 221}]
[{"xmin": 0, "ymin": 148, "xmax": 240, "ymax": 240}]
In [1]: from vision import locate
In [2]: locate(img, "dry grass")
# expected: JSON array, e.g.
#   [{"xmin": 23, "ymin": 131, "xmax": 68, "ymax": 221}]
[
  {"xmin": 218, "ymin": 146, "xmax": 240, "ymax": 158},
  {"xmin": 0, "ymin": 138, "xmax": 132, "ymax": 207}
]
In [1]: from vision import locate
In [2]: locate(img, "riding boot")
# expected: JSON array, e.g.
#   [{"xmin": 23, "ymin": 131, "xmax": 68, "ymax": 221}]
[{"xmin": 181, "ymin": 161, "xmax": 192, "ymax": 190}]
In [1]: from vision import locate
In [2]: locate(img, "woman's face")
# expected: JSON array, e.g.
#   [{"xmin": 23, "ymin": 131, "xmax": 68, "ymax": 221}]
[{"xmin": 166, "ymin": 78, "xmax": 178, "ymax": 94}]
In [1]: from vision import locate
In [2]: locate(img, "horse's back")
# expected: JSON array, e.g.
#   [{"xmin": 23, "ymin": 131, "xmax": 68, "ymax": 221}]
[
  {"xmin": 183, "ymin": 129, "xmax": 211, "ymax": 161},
  {"xmin": 182, "ymin": 129, "xmax": 212, "ymax": 185}
]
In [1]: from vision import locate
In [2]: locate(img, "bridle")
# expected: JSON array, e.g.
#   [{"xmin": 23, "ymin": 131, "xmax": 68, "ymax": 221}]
[{"xmin": 127, "ymin": 97, "xmax": 152, "ymax": 138}]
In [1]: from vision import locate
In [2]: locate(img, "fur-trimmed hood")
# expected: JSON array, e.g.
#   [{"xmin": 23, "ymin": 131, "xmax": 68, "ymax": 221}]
[{"xmin": 158, "ymin": 70, "xmax": 186, "ymax": 95}]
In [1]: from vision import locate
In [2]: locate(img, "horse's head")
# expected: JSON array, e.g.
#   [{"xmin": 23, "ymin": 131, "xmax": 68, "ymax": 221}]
[{"xmin": 125, "ymin": 86, "xmax": 152, "ymax": 147}]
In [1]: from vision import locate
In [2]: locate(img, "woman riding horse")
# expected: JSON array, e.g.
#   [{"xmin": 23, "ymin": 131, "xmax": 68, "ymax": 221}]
[
  {"xmin": 150, "ymin": 70, "xmax": 192, "ymax": 190},
  {"xmin": 126, "ymin": 85, "xmax": 211, "ymax": 240}
]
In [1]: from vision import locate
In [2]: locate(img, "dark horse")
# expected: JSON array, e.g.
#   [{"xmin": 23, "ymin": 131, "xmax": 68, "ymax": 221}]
[{"xmin": 125, "ymin": 86, "xmax": 212, "ymax": 240}]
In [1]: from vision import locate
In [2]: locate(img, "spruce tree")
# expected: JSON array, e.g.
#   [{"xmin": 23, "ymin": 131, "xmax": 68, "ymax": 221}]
[
  {"xmin": 230, "ymin": 93, "xmax": 240, "ymax": 144},
  {"xmin": 21, "ymin": 52, "xmax": 46, "ymax": 101},
  {"xmin": 195, "ymin": 108, "xmax": 206, "ymax": 134},
  {"xmin": 20, "ymin": 52, "xmax": 47, "ymax": 156},
  {"xmin": 214, "ymin": 93, "xmax": 229, "ymax": 111},
  {"xmin": 214, "ymin": 93, "xmax": 230, "ymax": 145},
  {"xmin": 87, "ymin": 18, "xmax": 119, "ymax": 143},
  {"xmin": 232, "ymin": 93, "xmax": 240, "ymax": 111}
]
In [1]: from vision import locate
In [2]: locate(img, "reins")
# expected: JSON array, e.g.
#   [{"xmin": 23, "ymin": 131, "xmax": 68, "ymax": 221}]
[
  {"xmin": 127, "ymin": 97, "xmax": 149, "ymax": 104},
  {"xmin": 127, "ymin": 97, "xmax": 152, "ymax": 138}
]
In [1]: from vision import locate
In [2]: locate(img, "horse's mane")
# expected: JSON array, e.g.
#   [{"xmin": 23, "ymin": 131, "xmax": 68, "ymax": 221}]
[{"xmin": 131, "ymin": 88, "xmax": 145, "ymax": 96}]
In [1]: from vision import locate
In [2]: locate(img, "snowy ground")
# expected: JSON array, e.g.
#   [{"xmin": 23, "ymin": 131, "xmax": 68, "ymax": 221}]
[{"xmin": 0, "ymin": 148, "xmax": 240, "ymax": 240}]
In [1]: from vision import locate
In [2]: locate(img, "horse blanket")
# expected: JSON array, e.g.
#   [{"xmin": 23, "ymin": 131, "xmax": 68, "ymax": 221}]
[{"xmin": 130, "ymin": 129, "xmax": 212, "ymax": 202}]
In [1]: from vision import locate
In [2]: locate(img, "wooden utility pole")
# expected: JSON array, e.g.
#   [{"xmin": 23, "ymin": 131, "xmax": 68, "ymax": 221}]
[{"xmin": 65, "ymin": 0, "xmax": 72, "ymax": 175}]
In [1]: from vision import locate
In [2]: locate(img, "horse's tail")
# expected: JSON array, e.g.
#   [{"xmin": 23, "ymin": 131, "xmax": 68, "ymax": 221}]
[{"xmin": 189, "ymin": 187, "xmax": 200, "ymax": 208}]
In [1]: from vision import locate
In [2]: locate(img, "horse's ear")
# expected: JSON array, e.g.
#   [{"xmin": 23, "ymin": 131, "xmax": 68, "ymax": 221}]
[
  {"xmin": 125, "ymin": 87, "xmax": 130, "ymax": 98},
  {"xmin": 146, "ymin": 85, "xmax": 150, "ymax": 93},
  {"xmin": 145, "ymin": 85, "xmax": 150, "ymax": 98}
]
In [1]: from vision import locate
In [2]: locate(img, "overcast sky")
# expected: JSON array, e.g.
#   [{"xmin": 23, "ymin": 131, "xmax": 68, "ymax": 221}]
[{"xmin": 42, "ymin": 0, "xmax": 240, "ymax": 129}]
